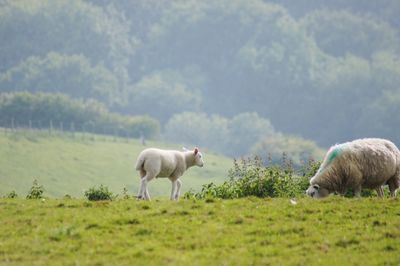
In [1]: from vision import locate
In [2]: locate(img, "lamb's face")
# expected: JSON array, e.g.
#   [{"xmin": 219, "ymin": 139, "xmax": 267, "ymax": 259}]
[
  {"xmin": 306, "ymin": 184, "xmax": 329, "ymax": 198},
  {"xmin": 195, "ymin": 151, "xmax": 204, "ymax": 167},
  {"xmin": 194, "ymin": 148, "xmax": 204, "ymax": 167}
]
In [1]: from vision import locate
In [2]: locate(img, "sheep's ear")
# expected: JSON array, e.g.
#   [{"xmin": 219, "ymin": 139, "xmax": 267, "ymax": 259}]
[{"xmin": 194, "ymin": 148, "xmax": 199, "ymax": 155}]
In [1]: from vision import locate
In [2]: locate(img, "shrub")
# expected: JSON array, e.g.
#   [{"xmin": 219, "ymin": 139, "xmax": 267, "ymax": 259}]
[
  {"xmin": 6, "ymin": 190, "xmax": 18, "ymax": 198},
  {"xmin": 84, "ymin": 185, "xmax": 116, "ymax": 201},
  {"xmin": 184, "ymin": 156, "xmax": 316, "ymax": 199},
  {"xmin": 26, "ymin": 179, "xmax": 45, "ymax": 199}
]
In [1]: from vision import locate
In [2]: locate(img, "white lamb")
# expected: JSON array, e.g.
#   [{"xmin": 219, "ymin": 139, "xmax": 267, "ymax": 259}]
[{"xmin": 135, "ymin": 147, "xmax": 204, "ymax": 200}]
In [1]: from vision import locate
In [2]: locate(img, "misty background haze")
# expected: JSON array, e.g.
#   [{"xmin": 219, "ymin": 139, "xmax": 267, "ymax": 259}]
[{"xmin": 0, "ymin": 0, "xmax": 399, "ymax": 163}]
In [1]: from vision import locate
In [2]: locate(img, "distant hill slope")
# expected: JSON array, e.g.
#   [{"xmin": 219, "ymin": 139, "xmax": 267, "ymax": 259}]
[{"xmin": 0, "ymin": 131, "xmax": 232, "ymax": 198}]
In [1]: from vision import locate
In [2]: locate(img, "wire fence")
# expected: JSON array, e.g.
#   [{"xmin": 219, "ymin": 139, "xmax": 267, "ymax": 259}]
[{"xmin": 0, "ymin": 118, "xmax": 147, "ymax": 145}]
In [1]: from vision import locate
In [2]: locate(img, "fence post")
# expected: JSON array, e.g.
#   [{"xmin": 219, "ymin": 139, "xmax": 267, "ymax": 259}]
[
  {"xmin": 140, "ymin": 131, "xmax": 146, "ymax": 146},
  {"xmin": 29, "ymin": 120, "xmax": 32, "ymax": 131},
  {"xmin": 49, "ymin": 120, "xmax": 53, "ymax": 135},
  {"xmin": 90, "ymin": 124, "xmax": 95, "ymax": 141},
  {"xmin": 70, "ymin": 122, "xmax": 75, "ymax": 138},
  {"xmin": 82, "ymin": 124, "xmax": 85, "ymax": 140},
  {"xmin": 60, "ymin": 121, "xmax": 63, "ymax": 135},
  {"xmin": 11, "ymin": 118, "xmax": 15, "ymax": 132}
]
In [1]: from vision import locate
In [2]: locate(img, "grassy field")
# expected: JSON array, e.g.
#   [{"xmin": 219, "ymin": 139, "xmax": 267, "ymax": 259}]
[
  {"xmin": 0, "ymin": 131, "xmax": 232, "ymax": 198},
  {"xmin": 0, "ymin": 197, "xmax": 399, "ymax": 265}
]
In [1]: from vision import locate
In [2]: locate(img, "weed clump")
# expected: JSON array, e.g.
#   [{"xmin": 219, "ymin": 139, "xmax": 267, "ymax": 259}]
[
  {"xmin": 84, "ymin": 184, "xmax": 115, "ymax": 201},
  {"xmin": 122, "ymin": 187, "xmax": 130, "ymax": 199},
  {"xmin": 184, "ymin": 155, "xmax": 320, "ymax": 199},
  {"xmin": 26, "ymin": 179, "xmax": 45, "ymax": 199},
  {"xmin": 5, "ymin": 190, "xmax": 18, "ymax": 198}
]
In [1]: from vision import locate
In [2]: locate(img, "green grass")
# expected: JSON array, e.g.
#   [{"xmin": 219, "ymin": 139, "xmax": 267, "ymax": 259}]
[
  {"xmin": 0, "ymin": 197, "xmax": 399, "ymax": 265},
  {"xmin": 0, "ymin": 131, "xmax": 232, "ymax": 198}
]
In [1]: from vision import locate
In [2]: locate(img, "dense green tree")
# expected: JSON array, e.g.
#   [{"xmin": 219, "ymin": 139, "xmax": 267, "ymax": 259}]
[
  {"xmin": 0, "ymin": 92, "xmax": 160, "ymax": 138},
  {"xmin": 307, "ymin": 52, "xmax": 400, "ymax": 145},
  {"xmin": 251, "ymin": 133, "xmax": 325, "ymax": 165},
  {"xmin": 267, "ymin": 0, "xmax": 400, "ymax": 28},
  {"xmin": 165, "ymin": 111, "xmax": 301, "ymax": 158},
  {"xmin": 0, "ymin": 52, "xmax": 120, "ymax": 106},
  {"xmin": 0, "ymin": 0, "xmax": 135, "ymax": 83},
  {"xmin": 300, "ymin": 10, "xmax": 399, "ymax": 58},
  {"xmin": 136, "ymin": 0, "xmax": 323, "ymax": 122},
  {"xmin": 226, "ymin": 112, "xmax": 275, "ymax": 156},
  {"xmin": 355, "ymin": 53, "xmax": 400, "ymax": 142},
  {"xmin": 164, "ymin": 112, "xmax": 230, "ymax": 152},
  {"xmin": 123, "ymin": 71, "xmax": 202, "ymax": 124}
]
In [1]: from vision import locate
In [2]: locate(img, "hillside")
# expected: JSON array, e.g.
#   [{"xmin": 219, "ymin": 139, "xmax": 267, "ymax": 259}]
[
  {"xmin": 0, "ymin": 131, "xmax": 232, "ymax": 198},
  {"xmin": 1, "ymin": 0, "xmax": 400, "ymax": 155},
  {"xmin": 0, "ymin": 197, "xmax": 399, "ymax": 265}
]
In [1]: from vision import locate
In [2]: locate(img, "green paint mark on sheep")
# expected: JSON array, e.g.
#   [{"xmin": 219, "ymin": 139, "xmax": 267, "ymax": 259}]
[{"xmin": 327, "ymin": 145, "xmax": 343, "ymax": 164}]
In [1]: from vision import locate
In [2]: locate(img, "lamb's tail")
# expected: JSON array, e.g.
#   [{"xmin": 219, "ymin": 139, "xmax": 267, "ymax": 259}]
[{"xmin": 135, "ymin": 156, "xmax": 145, "ymax": 171}]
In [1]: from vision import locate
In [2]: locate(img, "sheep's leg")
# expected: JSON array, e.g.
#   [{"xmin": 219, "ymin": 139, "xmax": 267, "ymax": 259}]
[
  {"xmin": 174, "ymin": 179, "xmax": 182, "ymax": 200},
  {"xmin": 387, "ymin": 176, "xmax": 399, "ymax": 198},
  {"xmin": 170, "ymin": 180, "xmax": 177, "ymax": 200},
  {"xmin": 376, "ymin": 186, "xmax": 384, "ymax": 198},
  {"xmin": 354, "ymin": 186, "xmax": 362, "ymax": 198}
]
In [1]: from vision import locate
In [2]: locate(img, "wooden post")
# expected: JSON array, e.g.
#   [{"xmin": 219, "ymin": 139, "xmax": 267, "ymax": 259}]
[
  {"xmin": 49, "ymin": 120, "xmax": 53, "ymax": 135},
  {"xmin": 82, "ymin": 125, "xmax": 85, "ymax": 140},
  {"xmin": 140, "ymin": 131, "xmax": 146, "ymax": 146},
  {"xmin": 70, "ymin": 122, "xmax": 75, "ymax": 138}
]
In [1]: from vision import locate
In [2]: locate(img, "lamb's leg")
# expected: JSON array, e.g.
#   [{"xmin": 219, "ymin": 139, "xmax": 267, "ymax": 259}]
[
  {"xmin": 376, "ymin": 186, "xmax": 384, "ymax": 198},
  {"xmin": 174, "ymin": 179, "xmax": 182, "ymax": 200},
  {"xmin": 137, "ymin": 177, "xmax": 147, "ymax": 200},
  {"xmin": 137, "ymin": 170, "xmax": 146, "ymax": 200},
  {"xmin": 138, "ymin": 173, "xmax": 154, "ymax": 200},
  {"xmin": 145, "ymin": 187, "xmax": 151, "ymax": 201},
  {"xmin": 170, "ymin": 180, "xmax": 177, "ymax": 200}
]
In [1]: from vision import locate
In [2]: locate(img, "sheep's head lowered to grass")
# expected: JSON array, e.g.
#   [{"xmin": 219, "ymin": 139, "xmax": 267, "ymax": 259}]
[
  {"xmin": 306, "ymin": 184, "xmax": 330, "ymax": 198},
  {"xmin": 306, "ymin": 145, "xmax": 341, "ymax": 198}
]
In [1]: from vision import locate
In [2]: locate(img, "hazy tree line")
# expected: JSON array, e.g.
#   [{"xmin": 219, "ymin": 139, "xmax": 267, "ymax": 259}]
[
  {"xmin": 0, "ymin": 92, "xmax": 160, "ymax": 138},
  {"xmin": 0, "ymin": 0, "xmax": 399, "ymax": 160}
]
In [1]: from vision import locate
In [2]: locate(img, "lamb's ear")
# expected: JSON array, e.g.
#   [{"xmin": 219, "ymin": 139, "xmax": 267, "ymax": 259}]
[
  {"xmin": 194, "ymin": 147, "xmax": 199, "ymax": 155},
  {"xmin": 182, "ymin": 147, "xmax": 189, "ymax": 152}
]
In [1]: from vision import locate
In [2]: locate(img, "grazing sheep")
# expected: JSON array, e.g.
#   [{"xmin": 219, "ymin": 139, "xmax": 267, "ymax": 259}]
[
  {"xmin": 135, "ymin": 147, "xmax": 204, "ymax": 200},
  {"xmin": 306, "ymin": 138, "xmax": 400, "ymax": 198}
]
